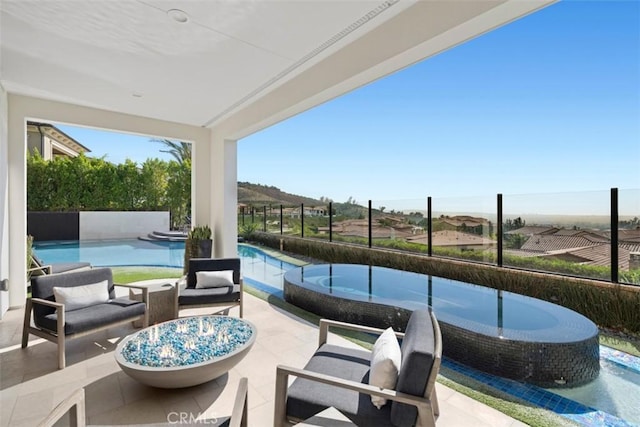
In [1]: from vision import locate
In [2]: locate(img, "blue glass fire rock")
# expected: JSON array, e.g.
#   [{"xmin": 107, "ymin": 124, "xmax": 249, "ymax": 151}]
[{"xmin": 120, "ymin": 316, "xmax": 254, "ymax": 368}]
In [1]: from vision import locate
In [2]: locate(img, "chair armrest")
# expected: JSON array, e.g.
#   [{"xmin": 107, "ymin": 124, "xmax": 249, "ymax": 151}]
[
  {"xmin": 38, "ymin": 388, "xmax": 86, "ymax": 427},
  {"xmin": 275, "ymin": 364, "xmax": 429, "ymax": 410},
  {"xmin": 29, "ymin": 298, "xmax": 65, "ymax": 336},
  {"xmin": 30, "ymin": 297, "xmax": 64, "ymax": 310},
  {"xmin": 175, "ymin": 276, "xmax": 187, "ymax": 290},
  {"xmin": 319, "ymin": 319, "xmax": 404, "ymax": 346},
  {"xmin": 113, "ymin": 283, "xmax": 149, "ymax": 305},
  {"xmin": 229, "ymin": 377, "xmax": 248, "ymax": 427}
]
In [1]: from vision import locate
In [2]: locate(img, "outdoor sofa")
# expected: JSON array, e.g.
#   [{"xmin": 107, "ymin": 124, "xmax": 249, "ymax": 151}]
[{"xmin": 22, "ymin": 267, "xmax": 149, "ymax": 369}]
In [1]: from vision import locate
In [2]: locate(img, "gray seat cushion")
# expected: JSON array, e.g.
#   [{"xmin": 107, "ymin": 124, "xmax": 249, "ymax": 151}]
[
  {"xmin": 37, "ymin": 297, "xmax": 145, "ymax": 335},
  {"xmin": 286, "ymin": 344, "xmax": 393, "ymax": 427},
  {"xmin": 391, "ymin": 309, "xmax": 435, "ymax": 427},
  {"xmin": 178, "ymin": 285, "xmax": 241, "ymax": 305}
]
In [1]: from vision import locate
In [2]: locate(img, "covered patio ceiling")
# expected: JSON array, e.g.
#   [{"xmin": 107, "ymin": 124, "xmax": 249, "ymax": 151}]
[
  {"xmin": 1, "ymin": 0, "xmax": 555, "ymax": 139},
  {"xmin": 0, "ymin": 0, "xmax": 556, "ymax": 310}
]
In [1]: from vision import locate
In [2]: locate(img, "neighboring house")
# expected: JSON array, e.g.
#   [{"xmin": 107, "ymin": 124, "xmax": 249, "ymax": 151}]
[
  {"xmin": 505, "ymin": 226, "xmax": 558, "ymax": 236},
  {"xmin": 440, "ymin": 216, "xmax": 491, "ymax": 228},
  {"xmin": 27, "ymin": 121, "xmax": 90, "ymax": 160},
  {"xmin": 406, "ymin": 230, "xmax": 496, "ymax": 249},
  {"xmin": 285, "ymin": 206, "xmax": 327, "ymax": 218},
  {"xmin": 507, "ymin": 227, "xmax": 640, "ymax": 271}
]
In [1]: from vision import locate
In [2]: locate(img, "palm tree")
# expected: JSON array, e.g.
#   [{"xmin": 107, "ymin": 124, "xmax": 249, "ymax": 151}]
[{"xmin": 154, "ymin": 139, "xmax": 192, "ymax": 165}]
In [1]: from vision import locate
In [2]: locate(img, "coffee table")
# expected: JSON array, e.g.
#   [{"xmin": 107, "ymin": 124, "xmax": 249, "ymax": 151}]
[{"xmin": 115, "ymin": 315, "xmax": 256, "ymax": 388}]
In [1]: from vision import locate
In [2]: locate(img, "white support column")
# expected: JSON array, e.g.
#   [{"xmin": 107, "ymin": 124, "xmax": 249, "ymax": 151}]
[
  {"xmin": 0, "ymin": 84, "xmax": 9, "ymax": 317},
  {"xmin": 7, "ymin": 94, "xmax": 27, "ymax": 308},
  {"xmin": 209, "ymin": 133, "xmax": 238, "ymax": 258},
  {"xmin": 191, "ymin": 135, "xmax": 211, "ymax": 228}
]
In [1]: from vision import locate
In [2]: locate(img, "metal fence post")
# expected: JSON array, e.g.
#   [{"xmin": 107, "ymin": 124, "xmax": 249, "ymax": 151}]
[
  {"xmin": 263, "ymin": 205, "xmax": 267, "ymax": 232},
  {"xmin": 427, "ymin": 197, "xmax": 432, "ymax": 256},
  {"xmin": 280, "ymin": 205, "xmax": 283, "ymax": 235},
  {"xmin": 497, "ymin": 193, "xmax": 503, "ymax": 267},
  {"xmin": 368, "ymin": 200, "xmax": 372, "ymax": 248},
  {"xmin": 329, "ymin": 202, "xmax": 333, "ymax": 242},
  {"xmin": 611, "ymin": 188, "xmax": 619, "ymax": 283},
  {"xmin": 301, "ymin": 203, "xmax": 304, "ymax": 238}
]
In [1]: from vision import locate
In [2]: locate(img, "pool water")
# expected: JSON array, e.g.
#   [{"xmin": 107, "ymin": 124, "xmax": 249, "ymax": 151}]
[
  {"xmin": 549, "ymin": 359, "xmax": 640, "ymax": 425},
  {"xmin": 290, "ymin": 263, "xmax": 597, "ymax": 343},
  {"xmin": 33, "ymin": 239, "xmax": 185, "ymax": 268},
  {"xmin": 32, "ymin": 239, "xmax": 640, "ymax": 426}
]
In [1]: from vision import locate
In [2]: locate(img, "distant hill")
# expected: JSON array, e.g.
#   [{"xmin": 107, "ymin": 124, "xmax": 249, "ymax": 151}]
[{"xmin": 238, "ymin": 182, "xmax": 323, "ymax": 206}]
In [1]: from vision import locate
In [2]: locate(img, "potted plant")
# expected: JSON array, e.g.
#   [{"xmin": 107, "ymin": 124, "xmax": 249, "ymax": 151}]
[{"xmin": 184, "ymin": 225, "xmax": 212, "ymax": 273}]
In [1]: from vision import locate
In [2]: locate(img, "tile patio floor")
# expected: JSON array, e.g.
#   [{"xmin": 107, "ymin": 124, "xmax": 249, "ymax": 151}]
[{"xmin": 0, "ymin": 292, "xmax": 528, "ymax": 426}]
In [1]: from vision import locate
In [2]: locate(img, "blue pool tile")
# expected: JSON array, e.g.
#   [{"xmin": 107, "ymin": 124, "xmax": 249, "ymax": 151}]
[{"xmin": 441, "ymin": 358, "xmax": 637, "ymax": 427}]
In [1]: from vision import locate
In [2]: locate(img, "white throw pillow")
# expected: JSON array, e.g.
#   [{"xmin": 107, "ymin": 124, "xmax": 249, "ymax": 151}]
[
  {"xmin": 53, "ymin": 280, "xmax": 110, "ymax": 311},
  {"xmin": 369, "ymin": 327, "xmax": 402, "ymax": 409},
  {"xmin": 195, "ymin": 270, "xmax": 235, "ymax": 289}
]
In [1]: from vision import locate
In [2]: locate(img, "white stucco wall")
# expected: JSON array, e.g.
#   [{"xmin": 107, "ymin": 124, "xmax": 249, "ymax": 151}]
[
  {"xmin": 79, "ymin": 211, "xmax": 170, "ymax": 240},
  {"xmin": 0, "ymin": 84, "xmax": 9, "ymax": 317}
]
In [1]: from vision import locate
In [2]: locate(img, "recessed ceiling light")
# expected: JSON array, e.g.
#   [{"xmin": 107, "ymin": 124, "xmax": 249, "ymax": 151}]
[{"xmin": 167, "ymin": 9, "xmax": 189, "ymax": 24}]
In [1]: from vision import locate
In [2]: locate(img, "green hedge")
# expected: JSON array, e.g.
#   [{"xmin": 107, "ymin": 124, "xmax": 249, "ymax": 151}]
[
  {"xmin": 251, "ymin": 232, "xmax": 640, "ymax": 333},
  {"xmin": 27, "ymin": 152, "xmax": 190, "ymax": 229}
]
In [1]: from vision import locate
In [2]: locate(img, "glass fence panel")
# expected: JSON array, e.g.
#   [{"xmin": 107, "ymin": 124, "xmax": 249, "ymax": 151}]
[
  {"xmin": 502, "ymin": 190, "xmax": 611, "ymax": 281},
  {"xmin": 619, "ymin": 188, "xmax": 640, "ymax": 285},
  {"xmin": 370, "ymin": 199, "xmax": 428, "ymax": 254},
  {"xmin": 263, "ymin": 205, "xmax": 281, "ymax": 234},
  {"xmin": 279, "ymin": 204, "xmax": 301, "ymax": 237},
  {"xmin": 304, "ymin": 204, "xmax": 331, "ymax": 242},
  {"xmin": 327, "ymin": 199, "xmax": 370, "ymax": 246},
  {"xmin": 431, "ymin": 195, "xmax": 496, "ymax": 264}
]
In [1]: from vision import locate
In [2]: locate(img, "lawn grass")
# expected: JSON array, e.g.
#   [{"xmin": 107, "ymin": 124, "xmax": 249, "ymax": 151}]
[{"xmin": 111, "ymin": 267, "xmax": 182, "ymax": 284}]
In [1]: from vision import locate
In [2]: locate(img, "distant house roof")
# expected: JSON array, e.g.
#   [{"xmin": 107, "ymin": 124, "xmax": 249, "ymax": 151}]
[
  {"xmin": 520, "ymin": 234, "xmax": 607, "ymax": 252},
  {"xmin": 27, "ymin": 121, "xmax": 91, "ymax": 155},
  {"xmin": 543, "ymin": 244, "xmax": 630, "ymax": 270},
  {"xmin": 602, "ymin": 228, "xmax": 640, "ymax": 243},
  {"xmin": 505, "ymin": 226, "xmax": 557, "ymax": 235},
  {"xmin": 440, "ymin": 216, "xmax": 490, "ymax": 228},
  {"xmin": 407, "ymin": 230, "xmax": 495, "ymax": 247}
]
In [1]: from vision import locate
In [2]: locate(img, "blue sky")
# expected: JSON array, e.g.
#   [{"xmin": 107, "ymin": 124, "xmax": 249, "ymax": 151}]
[{"xmin": 57, "ymin": 1, "xmax": 639, "ymax": 214}]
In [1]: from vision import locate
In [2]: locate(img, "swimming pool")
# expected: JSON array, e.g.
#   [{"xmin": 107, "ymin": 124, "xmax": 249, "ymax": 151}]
[
  {"xmin": 284, "ymin": 264, "xmax": 600, "ymax": 388},
  {"xmin": 32, "ymin": 239, "xmax": 298, "ymax": 290}
]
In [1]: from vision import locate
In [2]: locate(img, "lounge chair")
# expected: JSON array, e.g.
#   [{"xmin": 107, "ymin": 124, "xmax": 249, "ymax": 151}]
[
  {"xmin": 274, "ymin": 308, "xmax": 442, "ymax": 426},
  {"xmin": 174, "ymin": 258, "xmax": 244, "ymax": 318},
  {"xmin": 29, "ymin": 253, "xmax": 91, "ymax": 276},
  {"xmin": 22, "ymin": 267, "xmax": 149, "ymax": 369}
]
